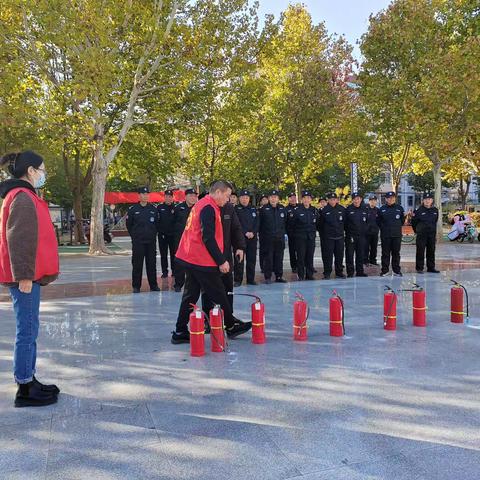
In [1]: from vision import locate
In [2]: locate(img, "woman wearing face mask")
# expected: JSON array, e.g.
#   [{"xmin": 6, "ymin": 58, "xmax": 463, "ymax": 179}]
[{"xmin": 0, "ymin": 151, "xmax": 60, "ymax": 407}]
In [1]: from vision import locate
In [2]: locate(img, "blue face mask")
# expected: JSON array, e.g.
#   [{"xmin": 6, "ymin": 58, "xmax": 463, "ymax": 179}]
[{"xmin": 34, "ymin": 169, "xmax": 47, "ymax": 189}]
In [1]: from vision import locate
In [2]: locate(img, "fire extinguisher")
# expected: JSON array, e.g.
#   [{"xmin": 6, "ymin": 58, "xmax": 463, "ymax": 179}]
[
  {"xmin": 209, "ymin": 305, "xmax": 226, "ymax": 352},
  {"xmin": 329, "ymin": 291, "xmax": 344, "ymax": 337},
  {"xmin": 384, "ymin": 286, "xmax": 397, "ymax": 331},
  {"xmin": 228, "ymin": 292, "xmax": 266, "ymax": 344},
  {"xmin": 409, "ymin": 283, "xmax": 427, "ymax": 327},
  {"xmin": 189, "ymin": 304, "xmax": 205, "ymax": 357},
  {"xmin": 293, "ymin": 293, "xmax": 309, "ymax": 341},
  {"xmin": 450, "ymin": 279, "xmax": 469, "ymax": 324}
]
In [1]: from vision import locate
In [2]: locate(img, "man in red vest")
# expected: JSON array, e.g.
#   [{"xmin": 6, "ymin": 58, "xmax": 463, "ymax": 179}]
[{"xmin": 171, "ymin": 180, "xmax": 252, "ymax": 344}]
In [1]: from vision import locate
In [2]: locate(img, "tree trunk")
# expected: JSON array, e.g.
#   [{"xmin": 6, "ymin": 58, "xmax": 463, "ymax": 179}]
[
  {"xmin": 294, "ymin": 175, "xmax": 302, "ymax": 201},
  {"xmin": 72, "ymin": 190, "xmax": 85, "ymax": 244},
  {"xmin": 432, "ymin": 158, "xmax": 443, "ymax": 242}
]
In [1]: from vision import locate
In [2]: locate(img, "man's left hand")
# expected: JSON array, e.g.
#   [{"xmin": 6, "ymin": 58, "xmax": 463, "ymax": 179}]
[{"xmin": 235, "ymin": 249, "xmax": 244, "ymax": 262}]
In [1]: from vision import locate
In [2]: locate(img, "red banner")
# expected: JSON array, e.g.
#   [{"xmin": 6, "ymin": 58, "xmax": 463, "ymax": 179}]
[{"xmin": 104, "ymin": 190, "xmax": 186, "ymax": 205}]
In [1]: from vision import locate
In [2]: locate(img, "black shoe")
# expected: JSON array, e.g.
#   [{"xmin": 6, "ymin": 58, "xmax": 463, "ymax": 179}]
[
  {"xmin": 356, "ymin": 273, "xmax": 368, "ymax": 277},
  {"xmin": 323, "ymin": 274, "xmax": 331, "ymax": 280},
  {"xmin": 150, "ymin": 286, "xmax": 161, "ymax": 292},
  {"xmin": 416, "ymin": 269, "xmax": 424, "ymax": 274},
  {"xmin": 297, "ymin": 275, "xmax": 305, "ymax": 281},
  {"xmin": 233, "ymin": 282, "xmax": 242, "ymax": 288},
  {"xmin": 33, "ymin": 375, "xmax": 60, "ymax": 395},
  {"xmin": 226, "ymin": 320, "xmax": 252, "ymax": 339},
  {"xmin": 393, "ymin": 272, "xmax": 403, "ymax": 277},
  {"xmin": 132, "ymin": 288, "xmax": 141, "ymax": 294},
  {"xmin": 171, "ymin": 331, "xmax": 190, "ymax": 344},
  {"xmin": 370, "ymin": 262, "xmax": 379, "ymax": 266},
  {"xmin": 247, "ymin": 281, "xmax": 257, "ymax": 286},
  {"xmin": 161, "ymin": 273, "xmax": 168, "ymax": 278},
  {"xmin": 292, "ymin": 267, "xmax": 297, "ymax": 274},
  {"xmin": 275, "ymin": 277, "xmax": 287, "ymax": 283},
  {"xmin": 380, "ymin": 271, "xmax": 388, "ymax": 277},
  {"xmin": 336, "ymin": 273, "xmax": 346, "ymax": 279},
  {"xmin": 305, "ymin": 276, "xmax": 315, "ymax": 281},
  {"xmin": 265, "ymin": 279, "xmax": 272, "ymax": 285},
  {"xmin": 347, "ymin": 273, "xmax": 354, "ymax": 278},
  {"xmin": 15, "ymin": 381, "xmax": 58, "ymax": 408},
  {"xmin": 313, "ymin": 268, "xmax": 318, "ymax": 273},
  {"xmin": 174, "ymin": 285, "xmax": 182, "ymax": 293},
  {"xmin": 427, "ymin": 269, "xmax": 440, "ymax": 273}
]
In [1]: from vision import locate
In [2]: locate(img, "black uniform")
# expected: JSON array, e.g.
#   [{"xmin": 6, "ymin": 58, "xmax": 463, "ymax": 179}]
[
  {"xmin": 286, "ymin": 203, "xmax": 298, "ymax": 272},
  {"xmin": 259, "ymin": 204, "xmax": 287, "ymax": 280},
  {"xmin": 318, "ymin": 204, "xmax": 346, "ymax": 277},
  {"xmin": 364, "ymin": 206, "xmax": 379, "ymax": 265},
  {"xmin": 172, "ymin": 201, "xmax": 193, "ymax": 289},
  {"xmin": 291, "ymin": 205, "xmax": 317, "ymax": 279},
  {"xmin": 411, "ymin": 205, "xmax": 438, "ymax": 271},
  {"xmin": 234, "ymin": 204, "xmax": 259, "ymax": 284},
  {"xmin": 157, "ymin": 202, "xmax": 175, "ymax": 276},
  {"xmin": 377, "ymin": 203, "xmax": 405, "ymax": 274},
  {"xmin": 345, "ymin": 204, "xmax": 368, "ymax": 276},
  {"xmin": 126, "ymin": 203, "xmax": 159, "ymax": 290}
]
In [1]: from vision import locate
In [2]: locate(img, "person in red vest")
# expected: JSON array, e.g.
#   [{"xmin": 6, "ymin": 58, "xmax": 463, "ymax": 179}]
[
  {"xmin": 171, "ymin": 180, "xmax": 252, "ymax": 344},
  {"xmin": 0, "ymin": 151, "xmax": 60, "ymax": 407}
]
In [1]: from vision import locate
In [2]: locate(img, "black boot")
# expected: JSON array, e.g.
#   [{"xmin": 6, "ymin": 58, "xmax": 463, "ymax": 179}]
[
  {"xmin": 33, "ymin": 375, "xmax": 60, "ymax": 394},
  {"xmin": 15, "ymin": 381, "xmax": 58, "ymax": 408}
]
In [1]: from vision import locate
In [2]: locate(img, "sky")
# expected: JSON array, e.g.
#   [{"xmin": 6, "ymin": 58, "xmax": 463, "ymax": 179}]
[{"xmin": 256, "ymin": 0, "xmax": 393, "ymax": 60}]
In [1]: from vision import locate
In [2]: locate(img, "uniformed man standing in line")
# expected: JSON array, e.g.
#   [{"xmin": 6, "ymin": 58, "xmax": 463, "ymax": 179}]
[
  {"xmin": 364, "ymin": 195, "xmax": 379, "ymax": 266},
  {"xmin": 230, "ymin": 192, "xmax": 238, "ymax": 206},
  {"xmin": 318, "ymin": 196, "xmax": 327, "ymax": 272},
  {"xmin": 318, "ymin": 192, "xmax": 346, "ymax": 279},
  {"xmin": 172, "ymin": 188, "xmax": 198, "ymax": 292},
  {"xmin": 411, "ymin": 192, "xmax": 440, "ymax": 274},
  {"xmin": 319, "ymin": 197, "xmax": 327, "ymax": 210},
  {"xmin": 258, "ymin": 193, "xmax": 269, "ymax": 272},
  {"xmin": 345, "ymin": 192, "xmax": 368, "ymax": 278},
  {"xmin": 285, "ymin": 193, "xmax": 298, "ymax": 274},
  {"xmin": 259, "ymin": 190, "xmax": 287, "ymax": 284},
  {"xmin": 291, "ymin": 190, "xmax": 317, "ymax": 280},
  {"xmin": 234, "ymin": 189, "xmax": 259, "ymax": 286},
  {"xmin": 377, "ymin": 191, "xmax": 405, "ymax": 277},
  {"xmin": 157, "ymin": 189, "xmax": 176, "ymax": 278},
  {"xmin": 126, "ymin": 187, "xmax": 160, "ymax": 293}
]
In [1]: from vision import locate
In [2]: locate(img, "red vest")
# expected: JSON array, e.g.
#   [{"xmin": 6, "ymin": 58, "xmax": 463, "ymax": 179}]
[
  {"xmin": 0, "ymin": 187, "xmax": 59, "ymax": 282},
  {"xmin": 175, "ymin": 195, "xmax": 224, "ymax": 267}
]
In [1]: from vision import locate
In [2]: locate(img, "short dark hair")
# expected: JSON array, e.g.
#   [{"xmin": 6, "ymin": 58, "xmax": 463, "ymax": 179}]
[{"xmin": 209, "ymin": 180, "xmax": 233, "ymax": 194}]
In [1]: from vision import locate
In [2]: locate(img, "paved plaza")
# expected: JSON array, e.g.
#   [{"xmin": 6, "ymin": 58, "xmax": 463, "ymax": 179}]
[{"xmin": 1, "ymin": 242, "xmax": 480, "ymax": 479}]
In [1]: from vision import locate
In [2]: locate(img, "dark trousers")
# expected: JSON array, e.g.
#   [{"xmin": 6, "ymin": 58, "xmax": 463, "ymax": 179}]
[
  {"xmin": 234, "ymin": 237, "xmax": 257, "ymax": 284},
  {"xmin": 263, "ymin": 237, "xmax": 285, "ymax": 280},
  {"xmin": 381, "ymin": 236, "xmax": 402, "ymax": 274},
  {"xmin": 173, "ymin": 235, "xmax": 186, "ymax": 288},
  {"xmin": 295, "ymin": 235, "xmax": 315, "ymax": 279},
  {"xmin": 345, "ymin": 235, "xmax": 366, "ymax": 275},
  {"xmin": 176, "ymin": 268, "xmax": 234, "ymax": 332},
  {"xmin": 202, "ymin": 268, "xmax": 234, "ymax": 314},
  {"xmin": 259, "ymin": 235, "xmax": 266, "ymax": 272},
  {"xmin": 320, "ymin": 236, "xmax": 327, "ymax": 269},
  {"xmin": 322, "ymin": 237, "xmax": 344, "ymax": 276},
  {"xmin": 365, "ymin": 232, "xmax": 379, "ymax": 264},
  {"xmin": 132, "ymin": 241, "xmax": 158, "ymax": 289},
  {"xmin": 287, "ymin": 233, "xmax": 297, "ymax": 270},
  {"xmin": 159, "ymin": 234, "xmax": 175, "ymax": 275},
  {"xmin": 416, "ymin": 231, "xmax": 436, "ymax": 271}
]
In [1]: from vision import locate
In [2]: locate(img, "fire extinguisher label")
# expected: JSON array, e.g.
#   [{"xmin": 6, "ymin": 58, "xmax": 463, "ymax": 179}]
[
  {"xmin": 255, "ymin": 303, "xmax": 261, "ymax": 311},
  {"xmin": 195, "ymin": 311, "xmax": 202, "ymax": 319},
  {"xmin": 213, "ymin": 308, "xmax": 219, "ymax": 315}
]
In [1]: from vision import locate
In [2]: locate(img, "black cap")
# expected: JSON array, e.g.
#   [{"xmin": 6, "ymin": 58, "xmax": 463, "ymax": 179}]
[
  {"xmin": 185, "ymin": 188, "xmax": 197, "ymax": 196},
  {"xmin": 423, "ymin": 192, "xmax": 434, "ymax": 199},
  {"xmin": 326, "ymin": 192, "xmax": 338, "ymax": 199},
  {"xmin": 301, "ymin": 190, "xmax": 312, "ymax": 198},
  {"xmin": 260, "ymin": 193, "xmax": 268, "ymax": 200},
  {"xmin": 164, "ymin": 189, "xmax": 174, "ymax": 196},
  {"xmin": 269, "ymin": 189, "xmax": 280, "ymax": 197},
  {"xmin": 385, "ymin": 191, "xmax": 396, "ymax": 198},
  {"xmin": 319, "ymin": 196, "xmax": 327, "ymax": 202},
  {"xmin": 351, "ymin": 192, "xmax": 363, "ymax": 199},
  {"xmin": 239, "ymin": 189, "xmax": 250, "ymax": 197},
  {"xmin": 231, "ymin": 191, "xmax": 237, "ymax": 196},
  {"xmin": 137, "ymin": 186, "xmax": 150, "ymax": 194},
  {"xmin": 288, "ymin": 192, "xmax": 296, "ymax": 198},
  {"xmin": 369, "ymin": 195, "xmax": 377, "ymax": 200}
]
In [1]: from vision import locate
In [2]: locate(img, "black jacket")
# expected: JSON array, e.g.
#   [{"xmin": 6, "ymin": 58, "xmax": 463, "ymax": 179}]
[
  {"xmin": 345, "ymin": 204, "xmax": 368, "ymax": 237},
  {"xmin": 126, "ymin": 203, "xmax": 158, "ymax": 243},
  {"xmin": 411, "ymin": 205, "xmax": 439, "ymax": 235},
  {"xmin": 221, "ymin": 203, "xmax": 246, "ymax": 263},
  {"xmin": 318, "ymin": 204, "xmax": 346, "ymax": 239},
  {"xmin": 377, "ymin": 203, "xmax": 405, "ymax": 238},
  {"xmin": 173, "ymin": 201, "xmax": 193, "ymax": 241},
  {"xmin": 157, "ymin": 202, "xmax": 175, "ymax": 235},
  {"xmin": 259, "ymin": 204, "xmax": 287, "ymax": 240},
  {"xmin": 286, "ymin": 203, "xmax": 298, "ymax": 234},
  {"xmin": 365, "ymin": 206, "xmax": 380, "ymax": 235},
  {"xmin": 235, "ymin": 204, "xmax": 259, "ymax": 237},
  {"xmin": 291, "ymin": 205, "xmax": 317, "ymax": 240}
]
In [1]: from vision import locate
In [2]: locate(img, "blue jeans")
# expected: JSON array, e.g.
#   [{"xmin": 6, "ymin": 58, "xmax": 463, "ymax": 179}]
[{"xmin": 9, "ymin": 282, "xmax": 41, "ymax": 384}]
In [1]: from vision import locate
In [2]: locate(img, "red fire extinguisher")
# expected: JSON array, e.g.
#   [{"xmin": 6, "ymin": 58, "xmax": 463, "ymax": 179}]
[
  {"xmin": 329, "ymin": 291, "xmax": 344, "ymax": 337},
  {"xmin": 412, "ymin": 285, "xmax": 427, "ymax": 327},
  {"xmin": 189, "ymin": 304, "xmax": 205, "ymax": 357},
  {"xmin": 251, "ymin": 298, "xmax": 266, "ymax": 344},
  {"xmin": 450, "ymin": 280, "xmax": 468, "ymax": 324},
  {"xmin": 293, "ymin": 293, "xmax": 308, "ymax": 341},
  {"xmin": 209, "ymin": 305, "xmax": 226, "ymax": 352},
  {"xmin": 384, "ymin": 287, "xmax": 397, "ymax": 331}
]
